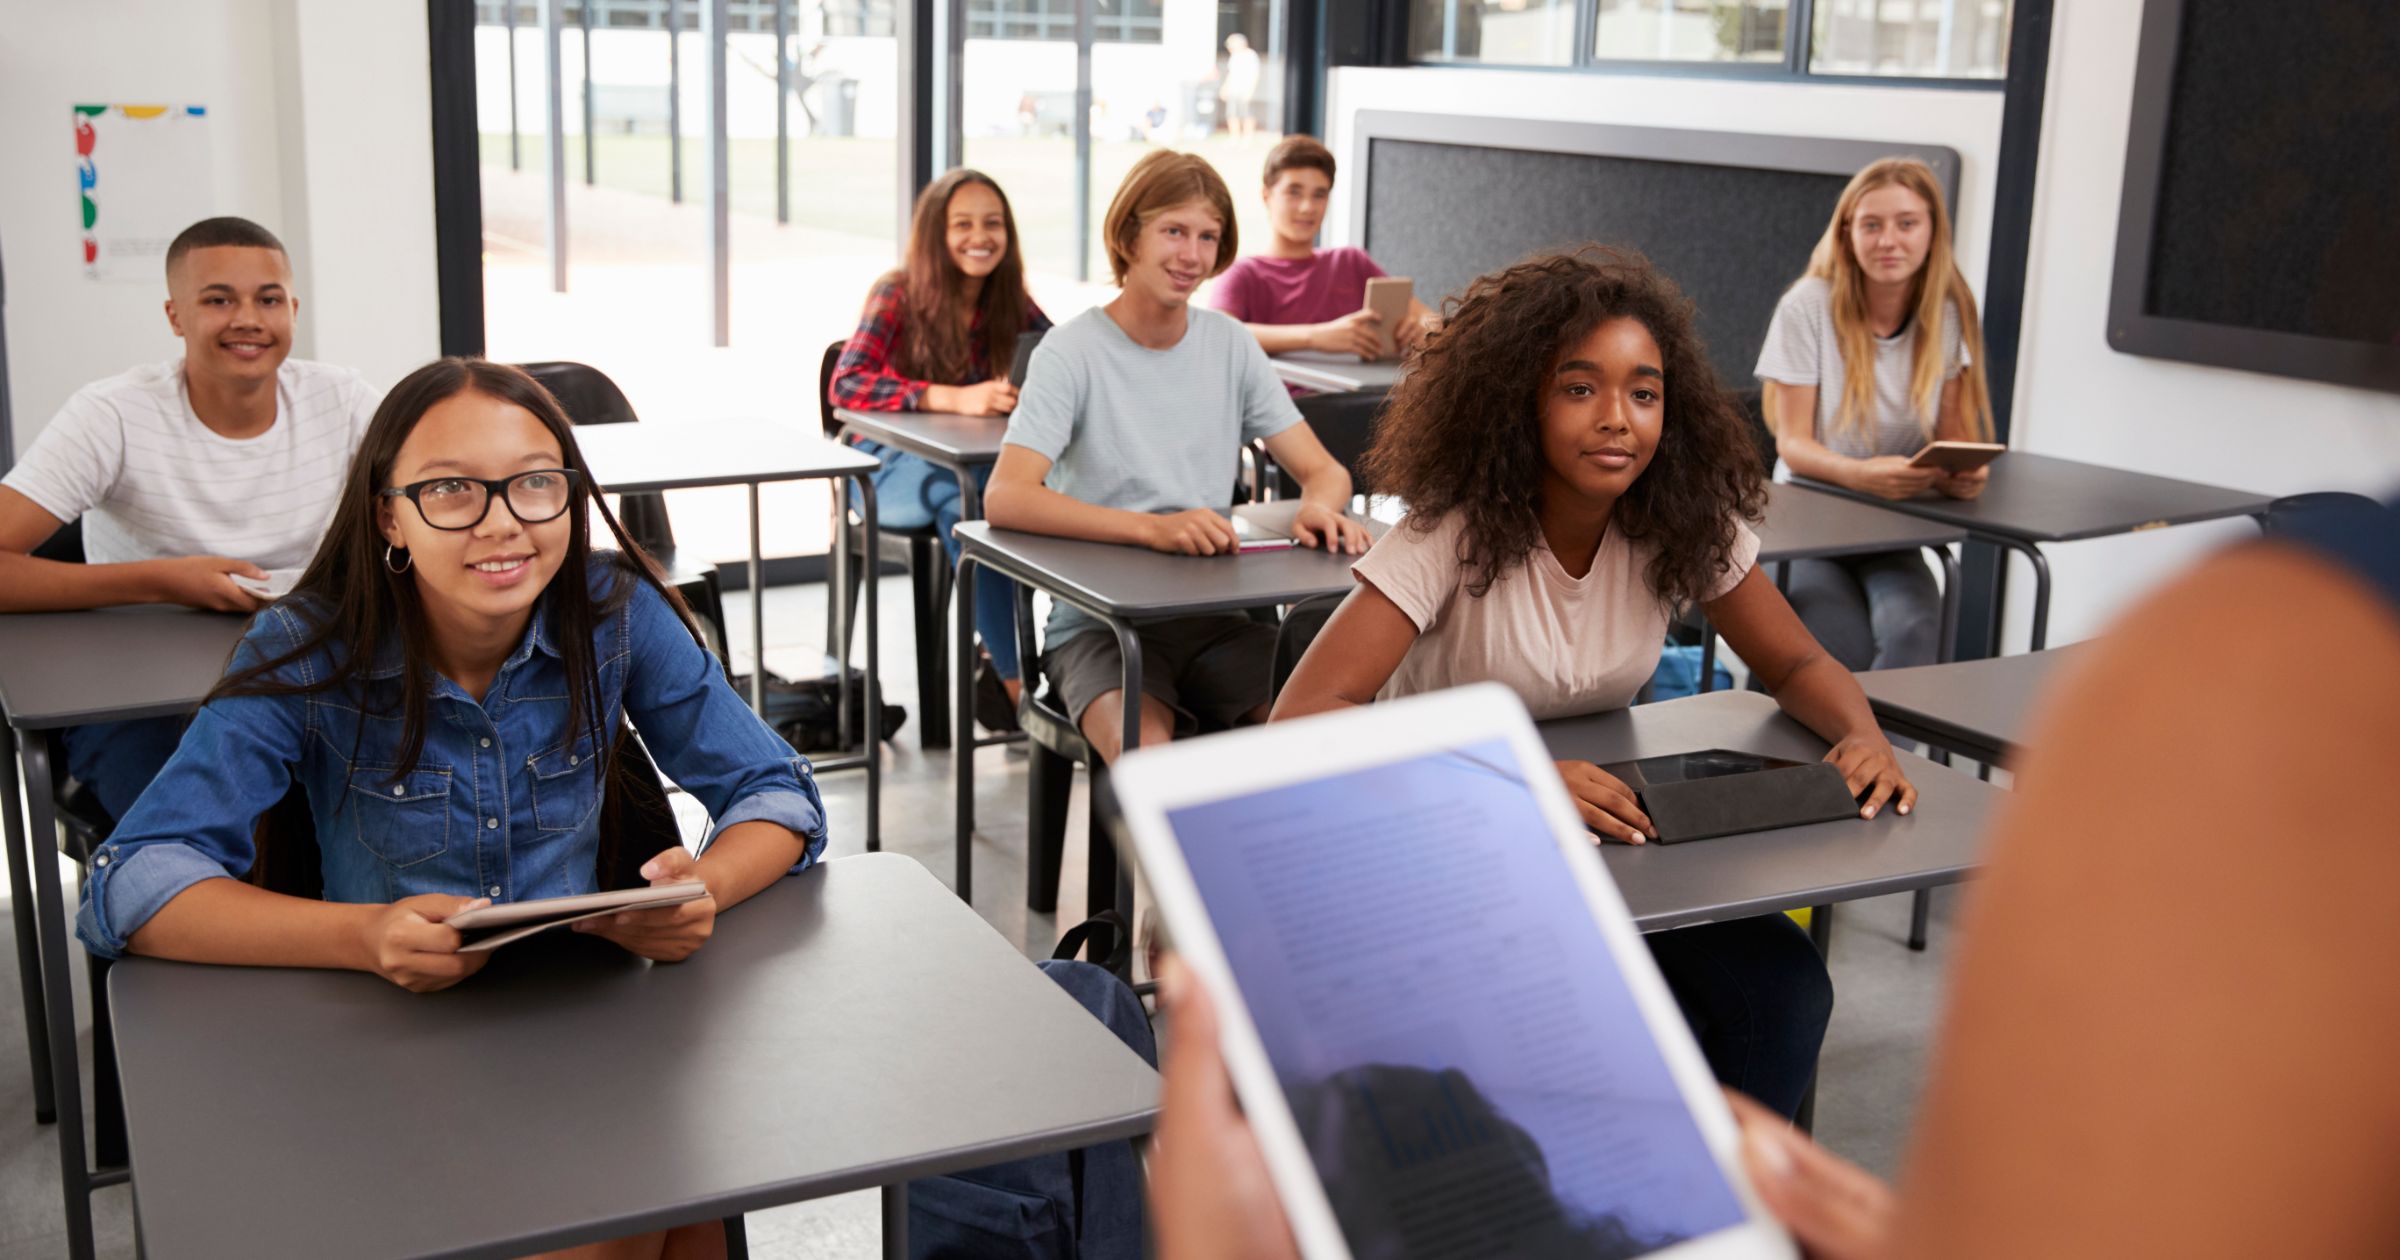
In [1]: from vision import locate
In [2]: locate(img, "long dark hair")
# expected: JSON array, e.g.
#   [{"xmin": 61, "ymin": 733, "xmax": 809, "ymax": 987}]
[
  {"xmin": 212, "ymin": 359, "xmax": 699, "ymax": 792},
  {"xmin": 1363, "ymin": 247, "xmax": 1766, "ymax": 605},
  {"xmin": 890, "ymin": 168, "xmax": 1030, "ymax": 385}
]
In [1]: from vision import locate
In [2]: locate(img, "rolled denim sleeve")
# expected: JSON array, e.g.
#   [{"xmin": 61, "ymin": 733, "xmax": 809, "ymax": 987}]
[
  {"xmin": 75, "ymin": 609, "xmax": 311, "ymax": 958},
  {"xmin": 619, "ymin": 579, "xmax": 827, "ymax": 870}
]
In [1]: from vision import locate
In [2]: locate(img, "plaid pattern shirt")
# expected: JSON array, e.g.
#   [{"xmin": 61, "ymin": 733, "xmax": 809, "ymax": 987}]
[{"xmin": 828, "ymin": 279, "xmax": 1052, "ymax": 413}]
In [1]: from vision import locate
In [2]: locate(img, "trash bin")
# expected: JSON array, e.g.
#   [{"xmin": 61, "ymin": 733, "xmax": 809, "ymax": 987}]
[{"xmin": 819, "ymin": 74, "xmax": 857, "ymax": 138}]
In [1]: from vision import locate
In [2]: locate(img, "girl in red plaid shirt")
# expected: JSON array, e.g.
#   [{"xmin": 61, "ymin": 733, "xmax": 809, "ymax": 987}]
[{"xmin": 831, "ymin": 169, "xmax": 1051, "ymax": 729}]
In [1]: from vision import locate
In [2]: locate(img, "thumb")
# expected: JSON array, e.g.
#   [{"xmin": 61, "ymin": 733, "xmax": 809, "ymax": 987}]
[
  {"xmin": 640, "ymin": 846, "xmax": 697, "ymax": 883},
  {"xmin": 420, "ymin": 896, "xmax": 491, "ymax": 925},
  {"xmin": 1732, "ymin": 1095, "xmax": 1894, "ymax": 1260}
]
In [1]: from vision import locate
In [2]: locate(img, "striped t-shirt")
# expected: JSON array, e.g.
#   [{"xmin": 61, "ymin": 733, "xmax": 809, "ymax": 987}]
[
  {"xmin": 3, "ymin": 358, "xmax": 380, "ymax": 568},
  {"xmin": 1754, "ymin": 275, "xmax": 1969, "ymax": 461}
]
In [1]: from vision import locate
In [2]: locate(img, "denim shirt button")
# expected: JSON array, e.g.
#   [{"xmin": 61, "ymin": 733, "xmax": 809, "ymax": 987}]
[
  {"xmin": 94, "ymin": 852, "xmax": 110, "ymax": 868},
  {"xmin": 480, "ymin": 737, "xmax": 492, "ymax": 748},
  {"xmin": 488, "ymin": 886, "xmax": 502, "ymax": 898},
  {"xmin": 392, "ymin": 785, "xmax": 405, "ymax": 796},
  {"xmin": 568, "ymin": 754, "xmax": 580, "ymax": 767},
  {"xmin": 485, "ymin": 817, "xmax": 499, "ymax": 830}
]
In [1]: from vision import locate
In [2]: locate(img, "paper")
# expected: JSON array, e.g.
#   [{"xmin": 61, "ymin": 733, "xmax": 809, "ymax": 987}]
[{"xmin": 75, "ymin": 104, "xmax": 213, "ymax": 284}]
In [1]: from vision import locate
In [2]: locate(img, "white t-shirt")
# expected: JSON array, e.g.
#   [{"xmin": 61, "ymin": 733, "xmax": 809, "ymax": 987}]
[
  {"xmin": 3, "ymin": 358, "xmax": 379, "ymax": 568},
  {"xmin": 1753, "ymin": 275, "xmax": 1968, "ymax": 461},
  {"xmin": 1350, "ymin": 510, "xmax": 1759, "ymax": 720}
]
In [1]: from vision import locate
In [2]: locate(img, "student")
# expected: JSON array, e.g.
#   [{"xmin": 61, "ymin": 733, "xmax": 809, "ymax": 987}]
[
  {"xmin": 1158, "ymin": 497, "xmax": 2400, "ymax": 1260},
  {"xmin": 0, "ymin": 216, "xmax": 380, "ymax": 821},
  {"xmin": 1757, "ymin": 157, "xmax": 1997, "ymax": 671},
  {"xmin": 830, "ymin": 168, "xmax": 1050, "ymax": 729},
  {"xmin": 74, "ymin": 359, "xmax": 824, "ymax": 988},
  {"xmin": 984, "ymin": 150, "xmax": 1372, "ymax": 763},
  {"xmin": 1273, "ymin": 249, "xmax": 1918, "ymax": 1119},
  {"xmin": 1208, "ymin": 135, "xmax": 1437, "ymax": 362}
]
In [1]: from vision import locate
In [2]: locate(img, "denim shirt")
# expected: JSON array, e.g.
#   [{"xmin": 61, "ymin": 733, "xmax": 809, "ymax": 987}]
[{"xmin": 76, "ymin": 556, "xmax": 827, "ymax": 958}]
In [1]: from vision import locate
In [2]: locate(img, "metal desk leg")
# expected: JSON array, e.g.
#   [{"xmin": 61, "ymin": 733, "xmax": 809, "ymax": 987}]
[
  {"xmin": 1933, "ymin": 545, "xmax": 1961, "ymax": 664},
  {"xmin": 1808, "ymin": 902, "xmax": 1833, "ymax": 958},
  {"xmin": 882, "ymin": 1183, "xmax": 908, "ymax": 1260},
  {"xmin": 1, "ymin": 723, "xmax": 56, "ymax": 1123},
  {"xmin": 860, "ymin": 476, "xmax": 882, "ymax": 853},
  {"xmin": 1989, "ymin": 536, "xmax": 2053, "ymax": 653},
  {"xmin": 1908, "ymin": 888, "xmax": 1933, "ymax": 952},
  {"xmin": 746, "ymin": 482, "xmax": 768, "ymax": 718},
  {"xmin": 22, "ymin": 736, "xmax": 94, "ymax": 1260},
  {"xmin": 1695, "ymin": 612, "xmax": 1718, "ymax": 694},
  {"xmin": 1106, "ymin": 619, "xmax": 1144, "ymax": 923},
  {"xmin": 953, "ymin": 553, "xmax": 979, "ymax": 901}
]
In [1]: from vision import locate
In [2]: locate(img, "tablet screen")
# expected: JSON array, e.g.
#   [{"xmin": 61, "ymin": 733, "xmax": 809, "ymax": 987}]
[{"xmin": 1169, "ymin": 739, "xmax": 1747, "ymax": 1258}]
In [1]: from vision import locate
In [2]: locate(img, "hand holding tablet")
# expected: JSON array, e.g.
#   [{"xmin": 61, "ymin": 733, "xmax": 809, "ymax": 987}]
[{"xmin": 1111, "ymin": 685, "xmax": 1798, "ymax": 1260}]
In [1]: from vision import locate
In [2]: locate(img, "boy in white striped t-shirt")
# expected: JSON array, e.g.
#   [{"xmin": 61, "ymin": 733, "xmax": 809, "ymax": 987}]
[{"xmin": 0, "ymin": 216, "xmax": 379, "ymax": 820}]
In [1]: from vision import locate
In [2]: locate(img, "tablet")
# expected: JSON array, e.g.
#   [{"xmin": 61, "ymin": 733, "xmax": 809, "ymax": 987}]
[
  {"xmin": 1906, "ymin": 440, "xmax": 2005, "ymax": 473},
  {"xmin": 1230, "ymin": 502, "xmax": 1393, "ymax": 552},
  {"xmin": 1111, "ymin": 684, "xmax": 1794, "ymax": 1260},
  {"xmin": 1597, "ymin": 750, "xmax": 1861, "ymax": 844},
  {"xmin": 446, "ymin": 882, "xmax": 710, "ymax": 953},
  {"xmin": 1363, "ymin": 276, "xmax": 1413, "ymax": 361}
]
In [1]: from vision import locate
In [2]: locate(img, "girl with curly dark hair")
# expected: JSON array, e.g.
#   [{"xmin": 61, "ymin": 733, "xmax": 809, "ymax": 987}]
[{"xmin": 1273, "ymin": 248, "xmax": 1916, "ymax": 1118}]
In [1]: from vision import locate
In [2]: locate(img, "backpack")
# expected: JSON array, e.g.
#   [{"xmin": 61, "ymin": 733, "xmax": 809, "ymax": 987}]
[{"xmin": 907, "ymin": 921, "xmax": 1152, "ymax": 1260}]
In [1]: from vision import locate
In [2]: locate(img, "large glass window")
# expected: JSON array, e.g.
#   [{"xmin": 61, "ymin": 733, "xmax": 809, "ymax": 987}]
[
  {"xmin": 1592, "ymin": 1, "xmax": 1787, "ymax": 64},
  {"xmin": 1810, "ymin": 0, "xmax": 2011, "ymax": 79},
  {"xmin": 1409, "ymin": 0, "xmax": 1578, "ymax": 67}
]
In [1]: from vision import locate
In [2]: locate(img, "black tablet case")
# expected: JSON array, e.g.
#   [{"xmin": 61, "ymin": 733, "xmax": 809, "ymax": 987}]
[{"xmin": 1602, "ymin": 758, "xmax": 1860, "ymax": 844}]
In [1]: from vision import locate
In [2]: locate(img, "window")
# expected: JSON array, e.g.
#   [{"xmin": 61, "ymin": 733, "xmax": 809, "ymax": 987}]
[
  {"xmin": 1409, "ymin": 0, "xmax": 1579, "ymax": 67},
  {"xmin": 1412, "ymin": 0, "xmax": 2010, "ymax": 82},
  {"xmin": 1593, "ymin": 1, "xmax": 1787, "ymax": 64},
  {"xmin": 967, "ymin": 0, "xmax": 1166, "ymax": 43},
  {"xmin": 1810, "ymin": 0, "xmax": 2012, "ymax": 79}
]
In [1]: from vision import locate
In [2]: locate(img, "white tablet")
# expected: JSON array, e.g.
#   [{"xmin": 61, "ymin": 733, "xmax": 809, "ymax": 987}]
[{"xmin": 1110, "ymin": 684, "xmax": 1794, "ymax": 1260}]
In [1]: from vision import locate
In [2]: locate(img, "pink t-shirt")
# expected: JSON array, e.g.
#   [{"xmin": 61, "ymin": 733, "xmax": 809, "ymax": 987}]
[
  {"xmin": 1350, "ymin": 510, "xmax": 1760, "ymax": 720},
  {"xmin": 1208, "ymin": 246, "xmax": 1387, "ymax": 325}
]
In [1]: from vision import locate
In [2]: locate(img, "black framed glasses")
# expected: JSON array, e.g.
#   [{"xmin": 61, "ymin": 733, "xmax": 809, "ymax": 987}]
[{"xmin": 379, "ymin": 468, "xmax": 583, "ymax": 531}]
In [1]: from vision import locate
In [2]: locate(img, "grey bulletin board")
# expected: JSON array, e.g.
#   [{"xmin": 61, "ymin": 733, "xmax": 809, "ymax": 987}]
[{"xmin": 1347, "ymin": 111, "xmax": 1961, "ymax": 388}]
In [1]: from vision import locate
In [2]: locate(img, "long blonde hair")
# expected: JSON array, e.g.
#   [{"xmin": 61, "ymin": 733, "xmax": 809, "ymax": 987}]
[{"xmin": 1798, "ymin": 158, "xmax": 1993, "ymax": 442}]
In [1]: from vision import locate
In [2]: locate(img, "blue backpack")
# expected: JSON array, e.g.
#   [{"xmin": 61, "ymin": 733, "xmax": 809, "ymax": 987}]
[{"xmin": 907, "ymin": 938, "xmax": 1152, "ymax": 1260}]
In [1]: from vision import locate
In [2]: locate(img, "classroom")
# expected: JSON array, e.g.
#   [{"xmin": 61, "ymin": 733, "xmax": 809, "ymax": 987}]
[{"xmin": 0, "ymin": 1, "xmax": 2394, "ymax": 1257}]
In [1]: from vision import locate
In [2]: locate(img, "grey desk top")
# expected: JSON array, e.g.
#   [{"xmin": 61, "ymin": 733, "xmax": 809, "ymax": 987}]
[
  {"xmin": 1855, "ymin": 645, "xmax": 2082, "ymax": 765},
  {"xmin": 835, "ymin": 407, "xmax": 1009, "ymax": 467},
  {"xmin": 1800, "ymin": 452, "xmax": 2271, "ymax": 544},
  {"xmin": 956, "ymin": 521, "xmax": 1364, "ymax": 619},
  {"xmin": 578, "ymin": 417, "xmax": 879, "ymax": 494},
  {"xmin": 111, "ymin": 853, "xmax": 1160, "ymax": 1260},
  {"xmin": 1539, "ymin": 690, "xmax": 1998, "ymax": 931},
  {"xmin": 0, "ymin": 607, "xmax": 247, "ymax": 731},
  {"xmin": 1755, "ymin": 483, "xmax": 1966, "ymax": 562},
  {"xmin": 1269, "ymin": 352, "xmax": 1405, "ymax": 394}
]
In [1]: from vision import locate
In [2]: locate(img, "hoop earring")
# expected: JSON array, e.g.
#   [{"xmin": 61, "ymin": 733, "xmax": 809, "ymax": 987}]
[{"xmin": 384, "ymin": 544, "xmax": 413, "ymax": 575}]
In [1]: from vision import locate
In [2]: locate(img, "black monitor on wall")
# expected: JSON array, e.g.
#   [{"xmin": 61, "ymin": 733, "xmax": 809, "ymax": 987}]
[{"xmin": 2107, "ymin": 0, "xmax": 2400, "ymax": 392}]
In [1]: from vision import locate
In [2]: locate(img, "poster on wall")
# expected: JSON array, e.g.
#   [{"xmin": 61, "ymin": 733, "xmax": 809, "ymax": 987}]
[{"xmin": 74, "ymin": 104, "xmax": 212, "ymax": 284}]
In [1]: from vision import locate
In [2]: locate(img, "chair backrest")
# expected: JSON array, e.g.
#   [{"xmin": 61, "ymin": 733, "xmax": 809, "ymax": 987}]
[
  {"xmin": 818, "ymin": 341, "xmax": 845, "ymax": 438},
  {"xmin": 1269, "ymin": 591, "xmax": 1347, "ymax": 707},
  {"xmin": 1733, "ymin": 387, "xmax": 1776, "ymax": 476},
  {"xmin": 513, "ymin": 361, "xmax": 675, "ymax": 556},
  {"xmin": 1008, "ymin": 329, "xmax": 1046, "ymax": 388},
  {"xmin": 1279, "ymin": 389, "xmax": 1390, "ymax": 500}
]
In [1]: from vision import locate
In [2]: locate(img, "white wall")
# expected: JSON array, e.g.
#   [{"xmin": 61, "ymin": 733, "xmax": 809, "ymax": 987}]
[
  {"xmin": 2002, "ymin": 0, "xmax": 2400, "ymax": 646},
  {"xmin": 1, "ymin": 0, "xmax": 440, "ymax": 462}
]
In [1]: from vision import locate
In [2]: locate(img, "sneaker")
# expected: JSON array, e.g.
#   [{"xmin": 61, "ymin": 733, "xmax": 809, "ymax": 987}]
[{"xmin": 973, "ymin": 655, "xmax": 1022, "ymax": 734}]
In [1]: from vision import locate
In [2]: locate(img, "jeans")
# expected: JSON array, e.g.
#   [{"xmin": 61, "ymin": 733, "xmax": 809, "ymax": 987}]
[
  {"xmin": 853, "ymin": 441, "xmax": 1022, "ymax": 681},
  {"xmin": 1786, "ymin": 550, "xmax": 1942, "ymax": 672},
  {"xmin": 1646, "ymin": 914, "xmax": 1835, "ymax": 1120},
  {"xmin": 61, "ymin": 716, "xmax": 188, "ymax": 824}
]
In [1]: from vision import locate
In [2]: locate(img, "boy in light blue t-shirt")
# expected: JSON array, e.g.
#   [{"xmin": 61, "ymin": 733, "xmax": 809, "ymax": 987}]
[{"xmin": 987, "ymin": 151, "xmax": 1369, "ymax": 763}]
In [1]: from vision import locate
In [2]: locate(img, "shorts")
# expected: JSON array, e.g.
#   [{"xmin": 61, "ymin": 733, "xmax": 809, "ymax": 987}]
[{"xmin": 1042, "ymin": 614, "xmax": 1280, "ymax": 737}]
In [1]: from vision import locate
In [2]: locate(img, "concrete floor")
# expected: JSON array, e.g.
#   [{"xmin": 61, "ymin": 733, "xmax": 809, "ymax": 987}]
[{"xmin": 0, "ymin": 574, "xmax": 1965, "ymax": 1257}]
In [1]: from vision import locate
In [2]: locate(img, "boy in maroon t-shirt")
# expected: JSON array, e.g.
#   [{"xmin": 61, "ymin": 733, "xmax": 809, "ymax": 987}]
[{"xmin": 1207, "ymin": 135, "xmax": 1438, "ymax": 362}]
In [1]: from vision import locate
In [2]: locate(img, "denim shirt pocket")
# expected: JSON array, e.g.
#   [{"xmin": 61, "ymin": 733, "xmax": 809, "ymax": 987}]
[
  {"xmin": 529, "ymin": 733, "xmax": 602, "ymax": 833},
  {"xmin": 346, "ymin": 765, "xmax": 453, "ymax": 868}
]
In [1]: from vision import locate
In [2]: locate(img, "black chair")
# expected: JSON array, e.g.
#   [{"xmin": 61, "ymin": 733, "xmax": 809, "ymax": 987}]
[
  {"xmin": 515, "ymin": 361, "xmax": 732, "ymax": 662},
  {"xmin": 1273, "ymin": 388, "xmax": 1390, "ymax": 501},
  {"xmin": 1012, "ymin": 583, "xmax": 1123, "ymax": 921},
  {"xmin": 817, "ymin": 341, "xmax": 957, "ymax": 749}
]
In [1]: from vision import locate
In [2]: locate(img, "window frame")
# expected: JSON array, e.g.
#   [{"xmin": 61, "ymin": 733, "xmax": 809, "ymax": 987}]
[{"xmin": 1406, "ymin": 0, "xmax": 2011, "ymax": 91}]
